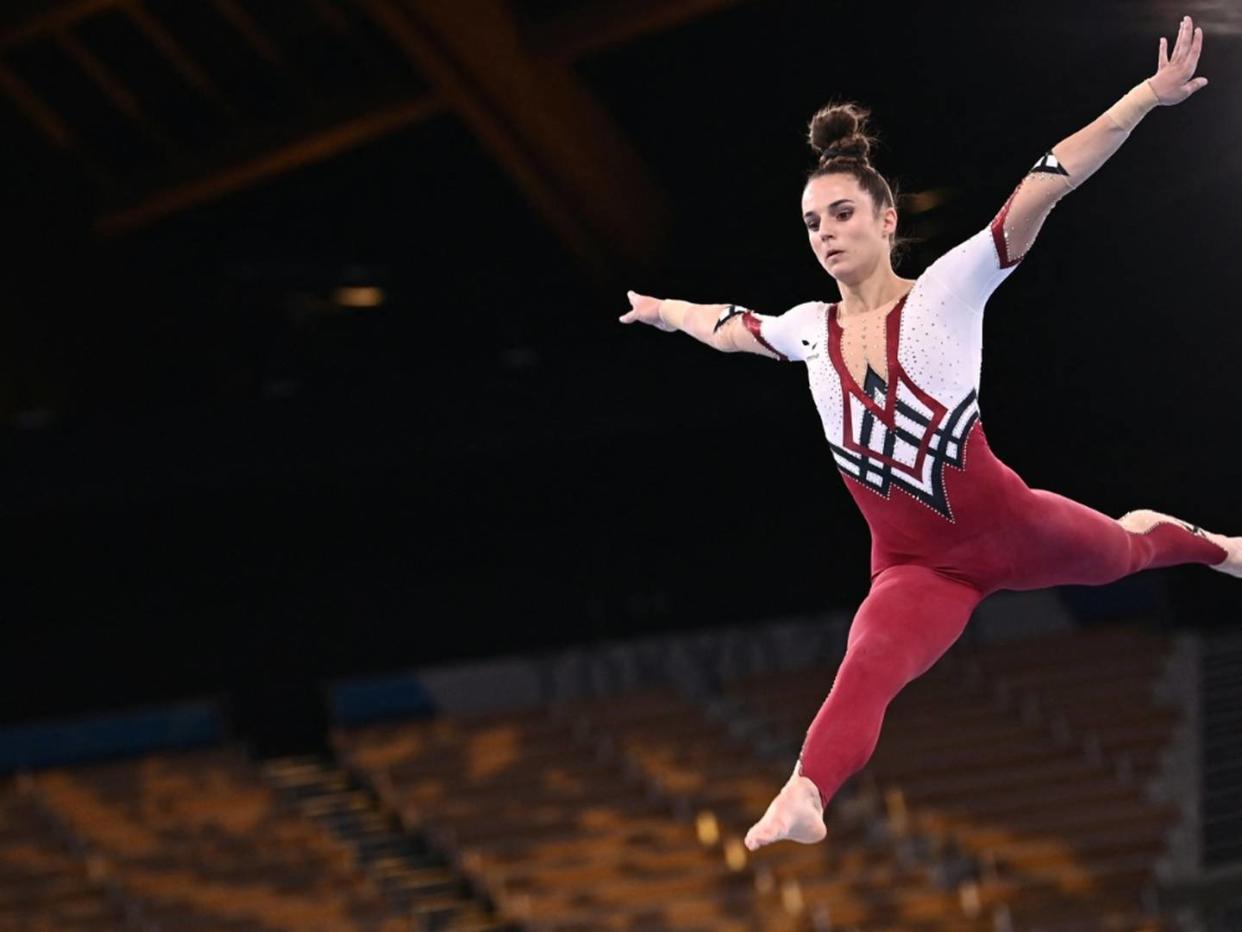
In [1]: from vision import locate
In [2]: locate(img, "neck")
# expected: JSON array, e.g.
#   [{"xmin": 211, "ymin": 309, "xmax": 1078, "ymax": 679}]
[{"xmin": 837, "ymin": 265, "xmax": 909, "ymax": 318}]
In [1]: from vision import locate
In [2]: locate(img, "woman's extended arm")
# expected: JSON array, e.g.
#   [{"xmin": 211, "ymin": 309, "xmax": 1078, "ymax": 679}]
[
  {"xmin": 618, "ymin": 291, "xmax": 787, "ymax": 359},
  {"xmin": 997, "ymin": 15, "xmax": 1207, "ymax": 265}
]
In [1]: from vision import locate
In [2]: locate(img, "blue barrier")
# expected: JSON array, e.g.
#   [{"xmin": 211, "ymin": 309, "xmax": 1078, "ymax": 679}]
[
  {"xmin": 0, "ymin": 701, "xmax": 223, "ymax": 772},
  {"xmin": 329, "ymin": 672, "xmax": 436, "ymax": 727}
]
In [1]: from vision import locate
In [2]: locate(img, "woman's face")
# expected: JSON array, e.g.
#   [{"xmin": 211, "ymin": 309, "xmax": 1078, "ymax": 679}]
[{"xmin": 801, "ymin": 173, "xmax": 896, "ymax": 284}]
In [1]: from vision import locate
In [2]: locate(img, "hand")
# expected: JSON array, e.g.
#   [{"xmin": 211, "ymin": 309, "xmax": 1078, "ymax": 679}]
[
  {"xmin": 1149, "ymin": 15, "xmax": 1208, "ymax": 105},
  {"xmin": 618, "ymin": 290, "xmax": 675, "ymax": 332}
]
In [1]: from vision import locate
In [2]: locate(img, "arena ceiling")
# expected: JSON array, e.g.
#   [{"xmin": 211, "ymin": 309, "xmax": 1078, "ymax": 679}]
[
  {"xmin": 0, "ymin": 0, "xmax": 757, "ymax": 271},
  {"xmin": 2, "ymin": 1, "xmax": 1238, "ymax": 290}
]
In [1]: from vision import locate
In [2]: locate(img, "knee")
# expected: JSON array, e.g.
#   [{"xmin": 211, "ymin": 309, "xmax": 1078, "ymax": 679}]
[{"xmin": 837, "ymin": 635, "xmax": 915, "ymax": 693}]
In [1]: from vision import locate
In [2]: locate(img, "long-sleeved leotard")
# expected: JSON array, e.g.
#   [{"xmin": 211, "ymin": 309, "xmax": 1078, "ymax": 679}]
[{"xmin": 739, "ymin": 181, "xmax": 1228, "ymax": 809}]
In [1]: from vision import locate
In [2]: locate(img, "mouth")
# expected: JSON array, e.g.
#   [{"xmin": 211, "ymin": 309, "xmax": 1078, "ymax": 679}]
[{"xmin": 824, "ymin": 249, "xmax": 843, "ymax": 262}]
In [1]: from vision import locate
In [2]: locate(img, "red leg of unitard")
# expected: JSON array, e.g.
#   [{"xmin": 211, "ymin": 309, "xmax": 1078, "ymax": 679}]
[
  {"xmin": 795, "ymin": 494, "xmax": 1226, "ymax": 810},
  {"xmin": 796, "ymin": 564, "xmax": 983, "ymax": 809},
  {"xmin": 1009, "ymin": 490, "xmax": 1228, "ymax": 589}
]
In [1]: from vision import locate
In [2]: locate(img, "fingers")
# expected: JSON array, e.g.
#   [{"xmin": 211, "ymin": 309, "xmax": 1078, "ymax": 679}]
[
  {"xmin": 1151, "ymin": 16, "xmax": 1207, "ymax": 105},
  {"xmin": 627, "ymin": 289, "xmax": 659, "ymax": 309},
  {"xmin": 1187, "ymin": 24, "xmax": 1204, "ymax": 72},
  {"xmin": 620, "ymin": 290, "xmax": 654, "ymax": 325},
  {"xmin": 1172, "ymin": 15, "xmax": 1191, "ymax": 61},
  {"xmin": 1162, "ymin": 16, "xmax": 1204, "ymax": 83},
  {"xmin": 1173, "ymin": 16, "xmax": 1203, "ymax": 66}
]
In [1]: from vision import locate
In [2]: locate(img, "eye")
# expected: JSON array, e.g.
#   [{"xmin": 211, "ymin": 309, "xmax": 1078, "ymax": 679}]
[
  {"xmin": 805, "ymin": 219, "xmax": 818, "ymax": 232},
  {"xmin": 835, "ymin": 209, "xmax": 853, "ymax": 222}
]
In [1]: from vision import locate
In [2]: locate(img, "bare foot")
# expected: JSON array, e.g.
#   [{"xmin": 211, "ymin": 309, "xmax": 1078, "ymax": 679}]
[
  {"xmin": 743, "ymin": 775, "xmax": 826, "ymax": 851},
  {"xmin": 1119, "ymin": 509, "xmax": 1242, "ymax": 578}
]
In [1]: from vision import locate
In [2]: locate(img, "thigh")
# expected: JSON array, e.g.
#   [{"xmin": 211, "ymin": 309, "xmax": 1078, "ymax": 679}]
[
  {"xmin": 1006, "ymin": 489, "xmax": 1135, "ymax": 589},
  {"xmin": 845, "ymin": 564, "xmax": 984, "ymax": 686}
]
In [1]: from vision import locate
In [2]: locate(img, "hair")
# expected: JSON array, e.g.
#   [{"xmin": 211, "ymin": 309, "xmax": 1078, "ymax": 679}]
[{"xmin": 806, "ymin": 102, "xmax": 906, "ymax": 261}]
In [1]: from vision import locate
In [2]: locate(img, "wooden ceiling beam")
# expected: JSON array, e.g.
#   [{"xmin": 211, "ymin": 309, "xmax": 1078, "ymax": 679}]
[
  {"xmin": 87, "ymin": 0, "xmax": 749, "ymax": 242},
  {"xmin": 0, "ymin": 59, "xmax": 74, "ymax": 149},
  {"xmin": 56, "ymin": 28, "xmax": 179, "ymax": 153},
  {"xmin": 350, "ymin": 0, "xmax": 594, "ymax": 270},
  {"xmin": 122, "ymin": 0, "xmax": 233, "ymax": 115},
  {"xmin": 0, "ymin": 0, "xmax": 121, "ymax": 52},
  {"xmin": 55, "ymin": 30, "xmax": 142, "ymax": 122},
  {"xmin": 304, "ymin": 0, "xmax": 351, "ymax": 36},
  {"xmin": 0, "ymin": 2, "xmax": 236, "ymax": 115},
  {"xmin": 2, "ymin": 0, "xmax": 749, "ymax": 53},
  {"xmin": 97, "ymin": 93, "xmax": 440, "ymax": 235},
  {"xmin": 0, "ymin": 55, "xmax": 120, "ymax": 189},
  {"xmin": 354, "ymin": 0, "xmax": 667, "ymax": 270},
  {"xmin": 210, "ymin": 0, "xmax": 284, "ymax": 68},
  {"xmin": 532, "ymin": 0, "xmax": 749, "ymax": 63}
]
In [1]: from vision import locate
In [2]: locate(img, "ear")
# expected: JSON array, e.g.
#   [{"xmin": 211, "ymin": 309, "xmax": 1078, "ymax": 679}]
[{"xmin": 881, "ymin": 206, "xmax": 898, "ymax": 237}]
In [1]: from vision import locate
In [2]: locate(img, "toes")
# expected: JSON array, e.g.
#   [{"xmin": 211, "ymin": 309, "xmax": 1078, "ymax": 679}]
[{"xmin": 745, "ymin": 820, "xmax": 777, "ymax": 850}]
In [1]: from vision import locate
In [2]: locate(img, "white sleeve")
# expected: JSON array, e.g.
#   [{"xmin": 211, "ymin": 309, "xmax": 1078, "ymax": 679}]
[
  {"xmin": 922, "ymin": 212, "xmax": 1022, "ymax": 313},
  {"xmin": 740, "ymin": 301, "xmax": 822, "ymax": 362}
]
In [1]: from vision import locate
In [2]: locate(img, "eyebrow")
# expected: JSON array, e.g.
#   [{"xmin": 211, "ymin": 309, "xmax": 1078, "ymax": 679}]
[{"xmin": 803, "ymin": 199, "xmax": 856, "ymax": 220}]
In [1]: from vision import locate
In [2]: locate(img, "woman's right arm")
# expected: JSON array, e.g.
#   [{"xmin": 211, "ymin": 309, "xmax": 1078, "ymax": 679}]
[{"xmin": 618, "ymin": 291, "xmax": 796, "ymax": 360}]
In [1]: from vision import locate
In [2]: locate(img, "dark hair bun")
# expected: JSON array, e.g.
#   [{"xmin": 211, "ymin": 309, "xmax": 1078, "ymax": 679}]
[{"xmin": 808, "ymin": 102, "xmax": 874, "ymax": 164}]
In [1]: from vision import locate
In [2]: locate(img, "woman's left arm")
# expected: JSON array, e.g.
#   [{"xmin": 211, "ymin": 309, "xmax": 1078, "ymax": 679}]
[{"xmin": 996, "ymin": 15, "xmax": 1207, "ymax": 267}]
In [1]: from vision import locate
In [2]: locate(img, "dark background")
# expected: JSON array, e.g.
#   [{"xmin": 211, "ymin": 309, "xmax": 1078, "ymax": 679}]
[{"xmin": 3, "ymin": 0, "xmax": 1239, "ymax": 742}]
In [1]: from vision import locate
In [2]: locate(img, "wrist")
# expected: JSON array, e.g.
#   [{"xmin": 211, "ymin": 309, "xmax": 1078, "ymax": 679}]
[
  {"xmin": 656, "ymin": 299, "xmax": 680, "ymax": 332},
  {"xmin": 1105, "ymin": 80, "xmax": 1160, "ymax": 131}
]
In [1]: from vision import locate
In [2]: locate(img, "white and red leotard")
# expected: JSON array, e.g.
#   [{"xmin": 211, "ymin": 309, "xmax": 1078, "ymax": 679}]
[{"xmin": 741, "ymin": 195, "xmax": 1228, "ymax": 808}]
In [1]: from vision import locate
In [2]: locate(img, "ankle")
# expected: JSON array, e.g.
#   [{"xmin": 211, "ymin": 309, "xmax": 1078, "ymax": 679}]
[{"xmin": 794, "ymin": 775, "xmax": 825, "ymax": 814}]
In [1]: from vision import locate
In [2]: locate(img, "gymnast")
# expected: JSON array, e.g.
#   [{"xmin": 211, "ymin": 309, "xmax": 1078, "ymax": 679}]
[{"xmin": 619, "ymin": 15, "xmax": 1236, "ymax": 850}]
